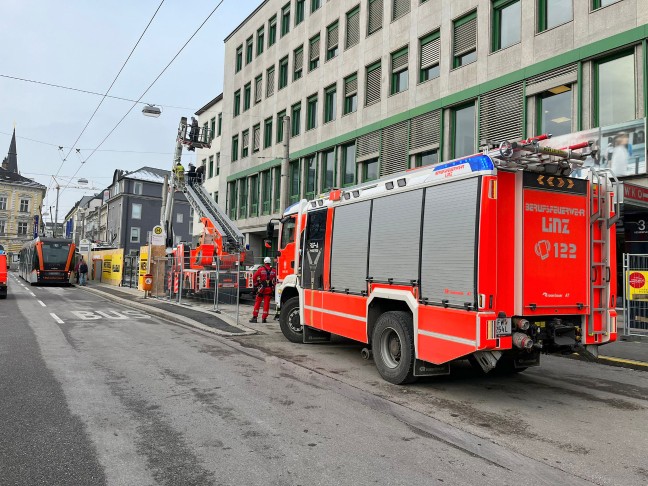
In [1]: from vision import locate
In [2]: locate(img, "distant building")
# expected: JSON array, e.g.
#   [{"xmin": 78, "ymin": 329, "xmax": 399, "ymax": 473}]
[
  {"xmin": 0, "ymin": 128, "xmax": 46, "ymax": 256},
  {"xmin": 193, "ymin": 93, "xmax": 223, "ymax": 242},
  {"xmin": 64, "ymin": 194, "xmax": 97, "ymax": 245},
  {"xmin": 94, "ymin": 166, "xmax": 191, "ymax": 254}
]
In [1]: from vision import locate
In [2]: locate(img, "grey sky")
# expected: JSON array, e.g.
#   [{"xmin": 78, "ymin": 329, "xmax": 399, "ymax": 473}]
[{"xmin": 0, "ymin": 0, "xmax": 253, "ymax": 222}]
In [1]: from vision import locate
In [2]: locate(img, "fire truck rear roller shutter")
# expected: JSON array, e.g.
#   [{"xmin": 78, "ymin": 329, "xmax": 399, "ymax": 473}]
[
  {"xmin": 330, "ymin": 200, "xmax": 371, "ymax": 293},
  {"xmin": 420, "ymin": 178, "xmax": 479, "ymax": 307},
  {"xmin": 369, "ymin": 189, "xmax": 422, "ymax": 283}
]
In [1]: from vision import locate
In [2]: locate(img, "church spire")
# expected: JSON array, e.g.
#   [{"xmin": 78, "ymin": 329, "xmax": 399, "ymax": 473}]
[{"xmin": 2, "ymin": 128, "xmax": 18, "ymax": 173}]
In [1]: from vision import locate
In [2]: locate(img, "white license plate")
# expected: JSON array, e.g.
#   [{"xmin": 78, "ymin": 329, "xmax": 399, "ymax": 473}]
[{"xmin": 496, "ymin": 319, "xmax": 511, "ymax": 336}]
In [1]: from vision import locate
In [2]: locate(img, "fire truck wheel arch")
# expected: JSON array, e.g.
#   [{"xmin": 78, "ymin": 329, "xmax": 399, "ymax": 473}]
[{"xmin": 372, "ymin": 311, "xmax": 417, "ymax": 385}]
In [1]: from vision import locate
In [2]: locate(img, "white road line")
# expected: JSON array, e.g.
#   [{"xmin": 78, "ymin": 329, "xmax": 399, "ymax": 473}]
[
  {"xmin": 50, "ymin": 313, "xmax": 64, "ymax": 324},
  {"xmin": 38, "ymin": 300, "xmax": 46, "ymax": 307},
  {"xmin": 29, "ymin": 292, "xmax": 36, "ymax": 297}
]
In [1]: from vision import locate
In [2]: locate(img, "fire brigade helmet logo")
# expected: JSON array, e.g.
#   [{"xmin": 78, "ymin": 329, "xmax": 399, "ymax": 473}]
[{"xmin": 534, "ymin": 240, "xmax": 551, "ymax": 260}]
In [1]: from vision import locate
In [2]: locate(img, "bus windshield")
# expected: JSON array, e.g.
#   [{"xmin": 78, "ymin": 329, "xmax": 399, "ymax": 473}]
[{"xmin": 41, "ymin": 242, "xmax": 71, "ymax": 266}]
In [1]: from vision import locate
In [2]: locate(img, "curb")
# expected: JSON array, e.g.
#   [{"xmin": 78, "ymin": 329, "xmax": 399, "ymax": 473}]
[{"xmin": 80, "ymin": 286, "xmax": 257, "ymax": 337}]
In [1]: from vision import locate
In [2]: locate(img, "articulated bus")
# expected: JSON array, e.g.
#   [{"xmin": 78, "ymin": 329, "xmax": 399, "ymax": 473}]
[{"xmin": 19, "ymin": 237, "xmax": 75, "ymax": 285}]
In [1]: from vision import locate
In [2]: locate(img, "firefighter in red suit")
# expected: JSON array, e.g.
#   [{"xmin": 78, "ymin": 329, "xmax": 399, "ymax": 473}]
[{"xmin": 249, "ymin": 257, "xmax": 276, "ymax": 323}]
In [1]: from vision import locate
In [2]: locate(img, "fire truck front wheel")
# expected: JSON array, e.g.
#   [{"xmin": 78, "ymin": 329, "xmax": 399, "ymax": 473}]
[
  {"xmin": 279, "ymin": 296, "xmax": 303, "ymax": 343},
  {"xmin": 372, "ymin": 311, "xmax": 416, "ymax": 385}
]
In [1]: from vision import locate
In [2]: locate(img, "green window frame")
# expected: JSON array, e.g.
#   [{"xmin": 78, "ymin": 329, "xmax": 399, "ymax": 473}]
[
  {"xmin": 241, "ymin": 129, "xmax": 249, "ymax": 158},
  {"xmin": 293, "ymin": 46, "xmax": 304, "ymax": 80},
  {"xmin": 228, "ymin": 181, "xmax": 238, "ymax": 219},
  {"xmin": 210, "ymin": 117, "xmax": 216, "ymax": 141},
  {"xmin": 268, "ymin": 15, "xmax": 277, "ymax": 46},
  {"xmin": 326, "ymin": 21, "xmax": 339, "ymax": 60},
  {"xmin": 246, "ymin": 36, "xmax": 253, "ymax": 64},
  {"xmin": 309, "ymin": 34, "xmax": 320, "ymax": 71},
  {"xmin": 234, "ymin": 90, "xmax": 241, "ymax": 116},
  {"xmin": 365, "ymin": 61, "xmax": 382, "ymax": 106},
  {"xmin": 453, "ymin": 11, "xmax": 477, "ymax": 68},
  {"xmin": 307, "ymin": 94, "xmax": 318, "ymax": 130},
  {"xmin": 419, "ymin": 31, "xmax": 440, "ymax": 83},
  {"xmin": 341, "ymin": 142, "xmax": 356, "ymax": 187},
  {"xmin": 345, "ymin": 6, "xmax": 360, "ymax": 50},
  {"xmin": 492, "ymin": 0, "xmax": 521, "ymax": 52},
  {"xmin": 291, "ymin": 102, "xmax": 301, "ymax": 137},
  {"xmin": 254, "ymin": 74, "xmax": 263, "ymax": 104},
  {"xmin": 252, "ymin": 124, "xmax": 261, "ymax": 152},
  {"xmin": 217, "ymin": 113, "xmax": 222, "ymax": 136},
  {"xmin": 279, "ymin": 56, "xmax": 289, "ymax": 89},
  {"xmin": 257, "ymin": 26, "xmax": 265, "ymax": 55},
  {"xmin": 277, "ymin": 110, "xmax": 286, "ymax": 143},
  {"xmin": 208, "ymin": 155, "xmax": 214, "ymax": 178},
  {"xmin": 281, "ymin": 3, "xmax": 291, "ymax": 37},
  {"xmin": 451, "ymin": 102, "xmax": 476, "ymax": 158},
  {"xmin": 231, "ymin": 135, "xmax": 239, "ymax": 162},
  {"xmin": 363, "ymin": 157, "xmax": 379, "ymax": 182},
  {"xmin": 343, "ymin": 73, "xmax": 358, "ymax": 115},
  {"xmin": 593, "ymin": 51, "xmax": 636, "ymax": 127},
  {"xmin": 243, "ymin": 82, "xmax": 251, "ymax": 111},
  {"xmin": 289, "ymin": 159, "xmax": 301, "ymax": 203},
  {"xmin": 593, "ymin": 0, "xmax": 620, "ymax": 8},
  {"xmin": 262, "ymin": 170, "xmax": 272, "ymax": 215},
  {"xmin": 538, "ymin": 0, "xmax": 573, "ymax": 32},
  {"xmin": 311, "ymin": 0, "xmax": 321, "ymax": 13},
  {"xmin": 324, "ymin": 84, "xmax": 337, "ymax": 123},
  {"xmin": 264, "ymin": 117, "xmax": 273, "ymax": 148},
  {"xmin": 239, "ymin": 178, "xmax": 248, "ymax": 219},
  {"xmin": 305, "ymin": 155, "xmax": 317, "ymax": 199},
  {"xmin": 296, "ymin": 0, "xmax": 305, "ymax": 25},
  {"xmin": 273, "ymin": 166, "xmax": 281, "ymax": 211},
  {"xmin": 250, "ymin": 175, "xmax": 259, "ymax": 217},
  {"xmin": 390, "ymin": 46, "xmax": 409, "ymax": 95},
  {"xmin": 320, "ymin": 149, "xmax": 335, "ymax": 191},
  {"xmin": 235, "ymin": 45, "xmax": 243, "ymax": 72}
]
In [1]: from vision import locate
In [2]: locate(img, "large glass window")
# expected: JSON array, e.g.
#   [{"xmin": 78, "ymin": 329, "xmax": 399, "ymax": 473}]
[
  {"xmin": 250, "ymin": 175, "xmax": 259, "ymax": 217},
  {"xmin": 363, "ymin": 158, "xmax": 379, "ymax": 181},
  {"xmin": 289, "ymin": 160, "xmax": 301, "ymax": 202},
  {"xmin": 342, "ymin": 143, "xmax": 356, "ymax": 186},
  {"xmin": 537, "ymin": 86, "xmax": 573, "ymax": 137},
  {"xmin": 274, "ymin": 166, "xmax": 281, "ymax": 211},
  {"xmin": 539, "ymin": 0, "xmax": 573, "ymax": 32},
  {"xmin": 413, "ymin": 149, "xmax": 438, "ymax": 168},
  {"xmin": 262, "ymin": 171, "xmax": 272, "ymax": 215},
  {"xmin": 239, "ymin": 178, "xmax": 248, "ymax": 218},
  {"xmin": 229, "ymin": 182, "xmax": 238, "ymax": 219},
  {"xmin": 492, "ymin": 0, "xmax": 520, "ymax": 51},
  {"xmin": 321, "ymin": 149, "xmax": 335, "ymax": 191},
  {"xmin": 596, "ymin": 53, "xmax": 635, "ymax": 127},
  {"xmin": 305, "ymin": 155, "xmax": 317, "ymax": 198},
  {"xmin": 453, "ymin": 103, "xmax": 476, "ymax": 158}
]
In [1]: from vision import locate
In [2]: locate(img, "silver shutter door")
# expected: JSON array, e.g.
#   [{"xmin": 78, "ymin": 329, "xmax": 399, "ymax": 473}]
[
  {"xmin": 330, "ymin": 201, "xmax": 371, "ymax": 293},
  {"xmin": 420, "ymin": 178, "xmax": 479, "ymax": 306},
  {"xmin": 369, "ymin": 189, "xmax": 422, "ymax": 283}
]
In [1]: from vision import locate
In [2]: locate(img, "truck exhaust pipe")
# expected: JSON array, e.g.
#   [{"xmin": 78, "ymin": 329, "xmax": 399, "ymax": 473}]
[
  {"xmin": 512, "ymin": 317, "xmax": 530, "ymax": 331},
  {"xmin": 513, "ymin": 332, "xmax": 534, "ymax": 350}
]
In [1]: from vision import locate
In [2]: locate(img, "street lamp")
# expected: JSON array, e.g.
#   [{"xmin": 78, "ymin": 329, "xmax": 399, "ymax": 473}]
[{"xmin": 142, "ymin": 104, "xmax": 162, "ymax": 118}]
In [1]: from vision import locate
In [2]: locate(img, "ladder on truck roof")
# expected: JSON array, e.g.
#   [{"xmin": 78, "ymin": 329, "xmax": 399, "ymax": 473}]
[
  {"xmin": 589, "ymin": 169, "xmax": 621, "ymax": 338},
  {"xmin": 184, "ymin": 183, "xmax": 245, "ymax": 254}
]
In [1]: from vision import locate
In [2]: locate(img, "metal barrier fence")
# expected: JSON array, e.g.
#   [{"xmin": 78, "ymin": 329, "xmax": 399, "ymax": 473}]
[
  {"xmin": 622, "ymin": 253, "xmax": 648, "ymax": 337},
  {"xmin": 149, "ymin": 253, "xmax": 256, "ymax": 326}
]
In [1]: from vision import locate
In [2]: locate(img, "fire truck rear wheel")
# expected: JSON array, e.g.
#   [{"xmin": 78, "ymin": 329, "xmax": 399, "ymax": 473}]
[
  {"xmin": 372, "ymin": 311, "xmax": 416, "ymax": 385},
  {"xmin": 279, "ymin": 296, "xmax": 303, "ymax": 343}
]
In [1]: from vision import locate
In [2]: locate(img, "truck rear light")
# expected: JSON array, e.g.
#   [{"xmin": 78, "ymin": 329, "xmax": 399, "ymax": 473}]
[{"xmin": 487, "ymin": 320, "xmax": 496, "ymax": 340}]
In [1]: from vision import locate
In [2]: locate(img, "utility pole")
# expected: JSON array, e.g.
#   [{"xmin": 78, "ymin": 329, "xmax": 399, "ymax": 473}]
[
  {"xmin": 280, "ymin": 115, "xmax": 291, "ymax": 213},
  {"xmin": 54, "ymin": 181, "xmax": 60, "ymax": 238}
]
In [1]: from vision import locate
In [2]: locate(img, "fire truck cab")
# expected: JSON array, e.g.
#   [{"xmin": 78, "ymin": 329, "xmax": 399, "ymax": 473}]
[{"xmin": 275, "ymin": 138, "xmax": 619, "ymax": 384}]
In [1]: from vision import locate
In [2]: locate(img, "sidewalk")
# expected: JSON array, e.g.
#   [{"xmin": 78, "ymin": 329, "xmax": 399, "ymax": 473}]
[
  {"xmin": 80, "ymin": 282, "xmax": 647, "ymax": 368},
  {"xmin": 79, "ymin": 282, "xmax": 258, "ymax": 337}
]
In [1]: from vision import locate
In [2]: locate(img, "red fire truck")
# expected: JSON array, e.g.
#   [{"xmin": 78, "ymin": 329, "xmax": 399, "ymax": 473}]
[
  {"xmin": 274, "ymin": 137, "xmax": 619, "ymax": 384},
  {"xmin": 0, "ymin": 245, "xmax": 7, "ymax": 299}
]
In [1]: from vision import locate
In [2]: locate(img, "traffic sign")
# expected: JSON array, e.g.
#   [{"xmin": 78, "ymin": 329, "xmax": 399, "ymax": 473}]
[{"xmin": 151, "ymin": 225, "xmax": 165, "ymax": 245}]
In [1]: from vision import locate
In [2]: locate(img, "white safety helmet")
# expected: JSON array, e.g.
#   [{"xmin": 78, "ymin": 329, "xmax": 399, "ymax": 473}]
[{"xmin": 264, "ymin": 257, "xmax": 272, "ymax": 264}]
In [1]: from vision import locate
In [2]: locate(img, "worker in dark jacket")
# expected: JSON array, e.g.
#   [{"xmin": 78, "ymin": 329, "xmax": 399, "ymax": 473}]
[
  {"xmin": 187, "ymin": 163, "xmax": 196, "ymax": 186},
  {"xmin": 249, "ymin": 257, "xmax": 276, "ymax": 323},
  {"xmin": 195, "ymin": 163, "xmax": 206, "ymax": 184}
]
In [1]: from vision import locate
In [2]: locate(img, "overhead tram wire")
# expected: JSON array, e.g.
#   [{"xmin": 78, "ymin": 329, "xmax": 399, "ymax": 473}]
[
  {"xmin": 0, "ymin": 74, "xmax": 193, "ymax": 111},
  {"xmin": 54, "ymin": 0, "xmax": 167, "ymax": 181},
  {"xmin": 59, "ymin": 0, "xmax": 227, "ymax": 198}
]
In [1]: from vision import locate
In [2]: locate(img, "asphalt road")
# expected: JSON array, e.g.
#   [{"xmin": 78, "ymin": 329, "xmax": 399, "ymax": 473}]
[{"xmin": 1, "ymin": 272, "xmax": 647, "ymax": 485}]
